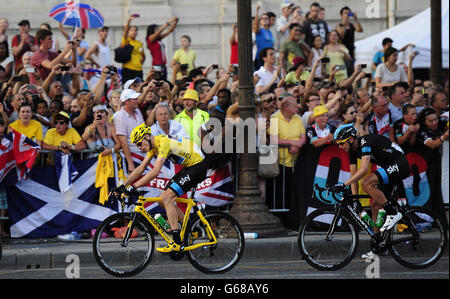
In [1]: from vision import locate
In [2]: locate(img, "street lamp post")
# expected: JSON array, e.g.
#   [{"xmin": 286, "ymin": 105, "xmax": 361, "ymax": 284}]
[
  {"xmin": 430, "ymin": 0, "xmax": 443, "ymax": 85},
  {"xmin": 229, "ymin": 0, "xmax": 286, "ymax": 237}
]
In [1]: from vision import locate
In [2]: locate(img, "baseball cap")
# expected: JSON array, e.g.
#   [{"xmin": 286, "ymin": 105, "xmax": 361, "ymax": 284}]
[
  {"xmin": 318, "ymin": 81, "xmax": 333, "ymax": 90},
  {"xmin": 57, "ymin": 111, "xmax": 70, "ymax": 120},
  {"xmin": 281, "ymin": 1, "xmax": 294, "ymax": 9},
  {"xmin": 18, "ymin": 20, "xmax": 30, "ymax": 27},
  {"xmin": 120, "ymin": 89, "xmax": 141, "ymax": 102},
  {"xmin": 289, "ymin": 56, "xmax": 306, "ymax": 71},
  {"xmin": 123, "ymin": 77, "xmax": 143, "ymax": 90}
]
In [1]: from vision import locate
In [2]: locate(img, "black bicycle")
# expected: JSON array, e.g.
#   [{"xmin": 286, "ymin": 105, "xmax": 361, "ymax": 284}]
[{"xmin": 298, "ymin": 184, "xmax": 448, "ymax": 271}]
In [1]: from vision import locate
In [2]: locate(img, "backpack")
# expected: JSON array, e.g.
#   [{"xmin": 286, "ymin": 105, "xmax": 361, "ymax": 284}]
[{"xmin": 114, "ymin": 44, "xmax": 133, "ymax": 63}]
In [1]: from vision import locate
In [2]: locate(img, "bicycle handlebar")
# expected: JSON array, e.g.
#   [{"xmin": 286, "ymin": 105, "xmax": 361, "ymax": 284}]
[{"xmin": 313, "ymin": 184, "xmax": 346, "ymax": 203}]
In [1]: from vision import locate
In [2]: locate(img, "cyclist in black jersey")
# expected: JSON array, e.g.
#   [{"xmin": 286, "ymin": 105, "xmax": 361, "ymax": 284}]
[{"xmin": 333, "ymin": 124, "xmax": 409, "ymax": 236}]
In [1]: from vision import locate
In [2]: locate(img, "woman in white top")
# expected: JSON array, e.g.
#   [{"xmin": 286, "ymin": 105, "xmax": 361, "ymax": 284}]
[
  {"xmin": 307, "ymin": 35, "xmax": 325, "ymax": 79},
  {"xmin": 375, "ymin": 47, "xmax": 407, "ymax": 88}
]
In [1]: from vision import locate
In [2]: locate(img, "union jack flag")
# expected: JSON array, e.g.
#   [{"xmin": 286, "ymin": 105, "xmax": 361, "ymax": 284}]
[
  {"xmin": 0, "ymin": 130, "xmax": 40, "ymax": 184},
  {"xmin": 130, "ymin": 152, "xmax": 235, "ymax": 213}
]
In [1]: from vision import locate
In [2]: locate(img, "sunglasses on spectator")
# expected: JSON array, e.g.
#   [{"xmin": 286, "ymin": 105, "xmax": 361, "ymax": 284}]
[
  {"xmin": 262, "ymin": 97, "xmax": 276, "ymax": 103},
  {"xmin": 55, "ymin": 121, "xmax": 68, "ymax": 125}
]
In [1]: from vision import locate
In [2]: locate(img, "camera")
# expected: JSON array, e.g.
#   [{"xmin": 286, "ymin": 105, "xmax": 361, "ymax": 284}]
[
  {"xmin": 335, "ymin": 65, "xmax": 346, "ymax": 71},
  {"xmin": 60, "ymin": 65, "xmax": 70, "ymax": 71},
  {"xmin": 106, "ymin": 65, "xmax": 117, "ymax": 74},
  {"xmin": 95, "ymin": 146, "xmax": 105, "ymax": 153},
  {"xmin": 154, "ymin": 81, "xmax": 163, "ymax": 87},
  {"xmin": 320, "ymin": 57, "xmax": 330, "ymax": 63},
  {"xmin": 96, "ymin": 114, "xmax": 103, "ymax": 120},
  {"xmin": 154, "ymin": 66, "xmax": 162, "ymax": 72},
  {"xmin": 180, "ymin": 64, "xmax": 189, "ymax": 71}
]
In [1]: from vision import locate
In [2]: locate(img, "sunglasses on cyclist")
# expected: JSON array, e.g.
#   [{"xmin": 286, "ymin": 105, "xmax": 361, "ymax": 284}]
[{"xmin": 336, "ymin": 137, "xmax": 351, "ymax": 145}]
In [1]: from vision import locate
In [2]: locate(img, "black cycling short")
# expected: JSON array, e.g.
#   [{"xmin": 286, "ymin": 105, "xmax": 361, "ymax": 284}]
[
  {"xmin": 374, "ymin": 156, "xmax": 410, "ymax": 187},
  {"xmin": 165, "ymin": 160, "xmax": 209, "ymax": 197}
]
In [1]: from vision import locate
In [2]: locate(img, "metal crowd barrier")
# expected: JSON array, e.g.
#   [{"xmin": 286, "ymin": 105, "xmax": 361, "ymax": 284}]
[{"xmin": 233, "ymin": 144, "xmax": 291, "ymax": 213}]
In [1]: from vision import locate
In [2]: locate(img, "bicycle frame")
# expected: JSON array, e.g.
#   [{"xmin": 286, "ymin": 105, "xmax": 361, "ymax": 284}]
[
  {"xmin": 125, "ymin": 196, "xmax": 218, "ymax": 252},
  {"xmin": 317, "ymin": 185, "xmax": 420, "ymax": 249}
]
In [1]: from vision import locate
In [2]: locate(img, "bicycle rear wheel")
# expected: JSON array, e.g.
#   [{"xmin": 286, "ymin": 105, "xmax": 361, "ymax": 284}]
[
  {"xmin": 298, "ymin": 207, "xmax": 359, "ymax": 271},
  {"xmin": 185, "ymin": 211, "xmax": 245, "ymax": 274},
  {"xmin": 93, "ymin": 212, "xmax": 155, "ymax": 277},
  {"xmin": 389, "ymin": 206, "xmax": 448, "ymax": 269}
]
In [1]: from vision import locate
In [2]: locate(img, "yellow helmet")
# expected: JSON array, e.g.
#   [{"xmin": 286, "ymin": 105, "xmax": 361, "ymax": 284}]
[
  {"xmin": 183, "ymin": 89, "xmax": 199, "ymax": 102},
  {"xmin": 313, "ymin": 105, "xmax": 329, "ymax": 118},
  {"xmin": 130, "ymin": 123, "xmax": 152, "ymax": 144}
]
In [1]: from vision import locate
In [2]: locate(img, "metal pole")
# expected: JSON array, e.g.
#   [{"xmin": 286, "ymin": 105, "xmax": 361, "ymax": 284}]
[
  {"xmin": 430, "ymin": 0, "xmax": 443, "ymax": 85},
  {"xmin": 229, "ymin": 0, "xmax": 286, "ymax": 237}
]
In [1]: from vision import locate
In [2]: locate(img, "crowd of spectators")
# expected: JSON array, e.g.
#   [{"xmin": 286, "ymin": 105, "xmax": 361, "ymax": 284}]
[{"xmin": 0, "ymin": 1, "xmax": 449, "ymax": 235}]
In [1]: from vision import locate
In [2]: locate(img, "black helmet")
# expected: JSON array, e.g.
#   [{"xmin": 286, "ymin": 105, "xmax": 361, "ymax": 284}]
[{"xmin": 334, "ymin": 124, "xmax": 357, "ymax": 143}]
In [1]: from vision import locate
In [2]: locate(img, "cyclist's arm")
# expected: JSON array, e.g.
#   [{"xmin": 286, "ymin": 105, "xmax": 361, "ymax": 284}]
[
  {"xmin": 349, "ymin": 164, "xmax": 358, "ymax": 195},
  {"xmin": 124, "ymin": 154, "xmax": 152, "ymax": 188},
  {"xmin": 133, "ymin": 156, "xmax": 166, "ymax": 188},
  {"xmin": 345, "ymin": 155, "xmax": 370, "ymax": 187}
]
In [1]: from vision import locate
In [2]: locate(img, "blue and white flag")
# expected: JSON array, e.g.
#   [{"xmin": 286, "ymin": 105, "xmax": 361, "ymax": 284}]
[
  {"xmin": 54, "ymin": 152, "xmax": 79, "ymax": 193},
  {"xmin": 5, "ymin": 158, "xmax": 118, "ymax": 238}
]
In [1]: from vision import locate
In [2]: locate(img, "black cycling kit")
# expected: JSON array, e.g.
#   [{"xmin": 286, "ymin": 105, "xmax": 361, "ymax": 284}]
[{"xmin": 348, "ymin": 134, "xmax": 410, "ymax": 187}]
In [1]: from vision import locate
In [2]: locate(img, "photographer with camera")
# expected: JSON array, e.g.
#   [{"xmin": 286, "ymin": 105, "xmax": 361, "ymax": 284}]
[
  {"xmin": 71, "ymin": 91, "xmax": 96, "ymax": 136},
  {"xmin": 82, "ymin": 104, "xmax": 121, "ymax": 158}
]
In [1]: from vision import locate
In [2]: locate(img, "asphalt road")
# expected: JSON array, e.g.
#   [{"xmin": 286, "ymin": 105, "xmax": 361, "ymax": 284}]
[{"xmin": 0, "ymin": 256, "xmax": 447, "ymax": 280}]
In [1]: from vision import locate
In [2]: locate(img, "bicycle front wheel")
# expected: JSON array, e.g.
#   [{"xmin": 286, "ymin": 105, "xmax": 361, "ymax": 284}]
[
  {"xmin": 185, "ymin": 211, "xmax": 245, "ymax": 274},
  {"xmin": 389, "ymin": 206, "xmax": 448, "ymax": 269},
  {"xmin": 298, "ymin": 207, "xmax": 359, "ymax": 271},
  {"xmin": 93, "ymin": 212, "xmax": 155, "ymax": 277}
]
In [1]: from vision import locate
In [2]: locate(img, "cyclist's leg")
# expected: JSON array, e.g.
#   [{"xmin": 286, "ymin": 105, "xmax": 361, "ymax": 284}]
[{"xmin": 160, "ymin": 188, "xmax": 181, "ymax": 231}]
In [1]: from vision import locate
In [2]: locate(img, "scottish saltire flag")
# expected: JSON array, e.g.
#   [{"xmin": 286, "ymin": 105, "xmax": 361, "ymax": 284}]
[
  {"xmin": 54, "ymin": 152, "xmax": 79, "ymax": 193},
  {"xmin": 5, "ymin": 158, "xmax": 118, "ymax": 238},
  {"xmin": 130, "ymin": 152, "xmax": 234, "ymax": 213},
  {"xmin": 0, "ymin": 130, "xmax": 40, "ymax": 184}
]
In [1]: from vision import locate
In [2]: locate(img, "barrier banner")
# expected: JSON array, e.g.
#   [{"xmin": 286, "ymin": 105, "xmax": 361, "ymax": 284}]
[
  {"xmin": 5, "ymin": 158, "xmax": 118, "ymax": 238},
  {"xmin": 292, "ymin": 142, "xmax": 447, "ymax": 228}
]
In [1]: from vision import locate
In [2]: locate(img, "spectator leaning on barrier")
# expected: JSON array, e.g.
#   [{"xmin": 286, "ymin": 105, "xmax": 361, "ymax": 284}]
[
  {"xmin": 113, "ymin": 88, "xmax": 145, "ymax": 174},
  {"xmin": 82, "ymin": 104, "xmax": 120, "ymax": 159},
  {"xmin": 42, "ymin": 111, "xmax": 85, "ymax": 155},
  {"xmin": 306, "ymin": 105, "xmax": 335, "ymax": 148},
  {"xmin": 8, "ymin": 102, "xmax": 43, "ymax": 146},
  {"xmin": 268, "ymin": 95, "xmax": 306, "ymax": 228}
]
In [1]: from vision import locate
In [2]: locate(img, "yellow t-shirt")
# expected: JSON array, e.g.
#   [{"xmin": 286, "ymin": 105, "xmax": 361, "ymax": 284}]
[
  {"xmin": 9, "ymin": 119, "xmax": 43, "ymax": 142},
  {"xmin": 173, "ymin": 48, "xmax": 196, "ymax": 78},
  {"xmin": 146, "ymin": 135, "xmax": 204, "ymax": 168},
  {"xmin": 269, "ymin": 111, "xmax": 305, "ymax": 167},
  {"xmin": 121, "ymin": 37, "xmax": 144, "ymax": 71},
  {"xmin": 43, "ymin": 128, "xmax": 82, "ymax": 146}
]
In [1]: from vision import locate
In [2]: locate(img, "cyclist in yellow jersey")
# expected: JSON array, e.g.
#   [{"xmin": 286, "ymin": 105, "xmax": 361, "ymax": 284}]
[{"xmin": 112, "ymin": 123, "xmax": 208, "ymax": 252}]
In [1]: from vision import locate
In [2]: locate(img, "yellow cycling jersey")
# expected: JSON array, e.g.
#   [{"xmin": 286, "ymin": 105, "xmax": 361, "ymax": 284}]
[{"xmin": 146, "ymin": 135, "xmax": 205, "ymax": 167}]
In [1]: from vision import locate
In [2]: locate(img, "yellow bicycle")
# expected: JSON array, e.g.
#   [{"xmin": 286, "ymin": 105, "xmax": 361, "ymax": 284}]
[{"xmin": 92, "ymin": 189, "xmax": 245, "ymax": 277}]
